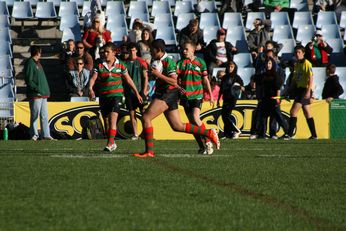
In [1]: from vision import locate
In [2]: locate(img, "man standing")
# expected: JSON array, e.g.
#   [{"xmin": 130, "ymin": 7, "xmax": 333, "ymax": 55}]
[
  {"xmin": 89, "ymin": 42, "xmax": 143, "ymax": 152},
  {"xmin": 24, "ymin": 46, "xmax": 55, "ymax": 141},
  {"xmin": 124, "ymin": 43, "xmax": 149, "ymax": 140}
]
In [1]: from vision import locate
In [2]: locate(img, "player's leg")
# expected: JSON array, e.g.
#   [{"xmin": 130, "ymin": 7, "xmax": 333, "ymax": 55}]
[
  {"xmin": 191, "ymin": 107, "xmax": 214, "ymax": 154},
  {"xmin": 302, "ymin": 104, "xmax": 317, "ymax": 139},
  {"xmin": 102, "ymin": 97, "xmax": 121, "ymax": 151},
  {"xmin": 129, "ymin": 109, "xmax": 139, "ymax": 139},
  {"xmin": 287, "ymin": 102, "xmax": 302, "ymax": 137}
]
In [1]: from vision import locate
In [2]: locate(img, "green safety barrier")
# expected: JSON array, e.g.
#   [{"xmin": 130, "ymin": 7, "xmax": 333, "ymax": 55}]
[{"xmin": 330, "ymin": 99, "xmax": 346, "ymax": 139}]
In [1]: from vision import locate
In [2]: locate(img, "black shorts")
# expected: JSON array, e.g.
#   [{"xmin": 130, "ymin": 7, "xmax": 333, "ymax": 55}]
[
  {"xmin": 180, "ymin": 98, "xmax": 203, "ymax": 113},
  {"xmin": 125, "ymin": 93, "xmax": 142, "ymax": 111},
  {"xmin": 99, "ymin": 96, "xmax": 122, "ymax": 117},
  {"xmin": 154, "ymin": 89, "xmax": 180, "ymax": 111},
  {"xmin": 294, "ymin": 88, "xmax": 312, "ymax": 105}
]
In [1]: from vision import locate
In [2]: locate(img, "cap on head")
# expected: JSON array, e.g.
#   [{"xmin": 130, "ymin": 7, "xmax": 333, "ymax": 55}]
[{"xmin": 217, "ymin": 28, "xmax": 226, "ymax": 35}]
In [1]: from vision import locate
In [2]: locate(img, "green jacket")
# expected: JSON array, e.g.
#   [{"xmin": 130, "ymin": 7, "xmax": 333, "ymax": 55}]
[
  {"xmin": 263, "ymin": 0, "xmax": 290, "ymax": 8},
  {"xmin": 24, "ymin": 57, "xmax": 50, "ymax": 98}
]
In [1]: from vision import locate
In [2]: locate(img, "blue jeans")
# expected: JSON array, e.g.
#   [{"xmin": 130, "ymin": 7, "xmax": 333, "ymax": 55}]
[{"xmin": 29, "ymin": 98, "xmax": 50, "ymax": 138}]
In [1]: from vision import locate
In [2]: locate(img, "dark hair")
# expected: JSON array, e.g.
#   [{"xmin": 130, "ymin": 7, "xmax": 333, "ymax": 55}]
[
  {"xmin": 189, "ymin": 19, "xmax": 199, "ymax": 27},
  {"xmin": 226, "ymin": 60, "xmax": 238, "ymax": 77},
  {"xmin": 264, "ymin": 57, "xmax": 277, "ymax": 73},
  {"xmin": 30, "ymin": 45, "xmax": 41, "ymax": 57},
  {"xmin": 76, "ymin": 41, "xmax": 84, "ymax": 47},
  {"xmin": 151, "ymin": 39, "xmax": 165, "ymax": 52},
  {"xmin": 103, "ymin": 42, "xmax": 117, "ymax": 51},
  {"xmin": 183, "ymin": 40, "xmax": 196, "ymax": 49},
  {"xmin": 67, "ymin": 39, "xmax": 74, "ymax": 43},
  {"xmin": 141, "ymin": 28, "xmax": 154, "ymax": 43},
  {"xmin": 327, "ymin": 64, "xmax": 336, "ymax": 75},
  {"xmin": 294, "ymin": 45, "xmax": 305, "ymax": 53},
  {"xmin": 127, "ymin": 42, "xmax": 138, "ymax": 51}
]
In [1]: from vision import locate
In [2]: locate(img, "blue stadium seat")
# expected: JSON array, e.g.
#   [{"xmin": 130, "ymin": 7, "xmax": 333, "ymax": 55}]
[
  {"xmin": 46, "ymin": 0, "xmax": 62, "ymax": 8},
  {"xmin": 154, "ymin": 13, "xmax": 174, "ymax": 28},
  {"xmin": 35, "ymin": 2, "xmax": 57, "ymax": 19},
  {"xmin": 312, "ymin": 67, "xmax": 326, "ymax": 99},
  {"xmin": 270, "ymin": 12, "xmax": 290, "ymax": 29},
  {"xmin": 105, "ymin": 1, "xmax": 125, "ymax": 16},
  {"xmin": 197, "ymin": 0, "xmax": 217, "ymax": 12},
  {"xmin": 273, "ymin": 25, "xmax": 294, "ymax": 42},
  {"xmin": 59, "ymin": 14, "xmax": 79, "ymax": 31},
  {"xmin": 0, "ymin": 15, "xmax": 10, "ymax": 28},
  {"xmin": 340, "ymin": 11, "xmax": 346, "ymax": 29},
  {"xmin": 278, "ymin": 38, "xmax": 296, "ymax": 61},
  {"xmin": 129, "ymin": 13, "xmax": 150, "ymax": 29},
  {"xmin": 0, "ymin": 1, "xmax": 9, "ymax": 16},
  {"xmin": 199, "ymin": 13, "xmax": 220, "ymax": 29},
  {"xmin": 128, "ymin": 1, "xmax": 149, "ymax": 18},
  {"xmin": 3, "ymin": 0, "xmax": 14, "ymax": 7},
  {"xmin": 0, "ymin": 41, "xmax": 12, "ymax": 58},
  {"xmin": 0, "ymin": 81, "xmax": 15, "ymax": 101},
  {"xmin": 155, "ymin": 26, "xmax": 177, "ymax": 45},
  {"xmin": 222, "ymin": 12, "xmax": 243, "ymax": 29},
  {"xmin": 23, "ymin": 0, "xmax": 39, "ymax": 7},
  {"xmin": 233, "ymin": 53, "xmax": 253, "ymax": 68},
  {"xmin": 59, "ymin": 2, "xmax": 78, "ymax": 17},
  {"xmin": 296, "ymin": 24, "xmax": 315, "ymax": 46},
  {"xmin": 12, "ymin": 1, "xmax": 33, "ymax": 19},
  {"xmin": 110, "ymin": 27, "xmax": 128, "ymax": 44},
  {"xmin": 0, "ymin": 28, "xmax": 11, "ymax": 43},
  {"xmin": 0, "ymin": 55, "xmax": 12, "ymax": 71},
  {"xmin": 69, "ymin": 0, "xmax": 84, "ymax": 7},
  {"xmin": 292, "ymin": 11, "xmax": 314, "ymax": 29},
  {"xmin": 176, "ymin": 12, "xmax": 195, "ymax": 31},
  {"xmin": 106, "ymin": 14, "xmax": 127, "ymax": 31},
  {"xmin": 162, "ymin": 0, "xmax": 176, "ymax": 7},
  {"xmin": 290, "ymin": 0, "xmax": 309, "ymax": 11},
  {"xmin": 211, "ymin": 67, "xmax": 225, "ymax": 79},
  {"xmin": 174, "ymin": 0, "xmax": 193, "ymax": 16},
  {"xmin": 81, "ymin": 1, "xmax": 91, "ymax": 17},
  {"xmin": 137, "ymin": 0, "xmax": 153, "ymax": 7},
  {"xmin": 183, "ymin": 0, "xmax": 197, "ymax": 5},
  {"xmin": 225, "ymin": 26, "xmax": 248, "ymax": 53},
  {"xmin": 61, "ymin": 26, "xmax": 81, "ymax": 42},
  {"xmin": 326, "ymin": 38, "xmax": 344, "ymax": 53},
  {"xmin": 335, "ymin": 67, "xmax": 346, "ymax": 99},
  {"xmin": 316, "ymin": 11, "xmax": 337, "ymax": 29},
  {"xmin": 203, "ymin": 26, "xmax": 218, "ymax": 44},
  {"xmin": 151, "ymin": 1, "xmax": 171, "ymax": 17},
  {"xmin": 321, "ymin": 24, "xmax": 341, "ymax": 40},
  {"xmin": 245, "ymin": 12, "xmax": 265, "ymax": 31},
  {"xmin": 237, "ymin": 67, "xmax": 255, "ymax": 85}
]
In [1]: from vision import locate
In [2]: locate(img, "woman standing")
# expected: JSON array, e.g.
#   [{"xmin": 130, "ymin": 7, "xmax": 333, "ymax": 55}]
[{"xmin": 217, "ymin": 61, "xmax": 244, "ymax": 139}]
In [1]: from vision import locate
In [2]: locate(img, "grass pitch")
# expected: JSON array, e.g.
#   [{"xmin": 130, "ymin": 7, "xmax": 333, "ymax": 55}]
[{"xmin": 0, "ymin": 139, "xmax": 346, "ymax": 230}]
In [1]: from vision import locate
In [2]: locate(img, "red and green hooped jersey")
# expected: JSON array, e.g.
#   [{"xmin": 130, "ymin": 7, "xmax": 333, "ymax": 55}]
[
  {"xmin": 154, "ymin": 53, "xmax": 177, "ymax": 94},
  {"xmin": 177, "ymin": 57, "xmax": 208, "ymax": 100},
  {"xmin": 94, "ymin": 59, "xmax": 127, "ymax": 97}
]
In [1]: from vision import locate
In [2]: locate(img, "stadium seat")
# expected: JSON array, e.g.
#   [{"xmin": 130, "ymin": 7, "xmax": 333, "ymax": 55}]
[
  {"xmin": 312, "ymin": 67, "xmax": 326, "ymax": 99},
  {"xmin": 272, "ymin": 25, "xmax": 294, "ymax": 42},
  {"xmin": 137, "ymin": 0, "xmax": 153, "ymax": 7},
  {"xmin": 197, "ymin": 0, "xmax": 217, "ymax": 13},
  {"xmin": 176, "ymin": 13, "xmax": 195, "ymax": 31},
  {"xmin": 155, "ymin": 26, "xmax": 177, "ymax": 45},
  {"xmin": 69, "ymin": 0, "xmax": 84, "ymax": 7},
  {"xmin": 290, "ymin": 0, "xmax": 308, "ymax": 11},
  {"xmin": 47, "ymin": 0, "xmax": 61, "ymax": 8},
  {"xmin": 128, "ymin": 1, "xmax": 149, "ymax": 18},
  {"xmin": 0, "ymin": 41, "xmax": 12, "ymax": 58},
  {"xmin": 222, "ymin": 12, "xmax": 243, "ymax": 29},
  {"xmin": 0, "ymin": 55, "xmax": 12, "ymax": 71},
  {"xmin": 0, "ymin": 68, "xmax": 12, "ymax": 79},
  {"xmin": 278, "ymin": 38, "xmax": 296, "ymax": 60},
  {"xmin": 199, "ymin": 13, "xmax": 220, "ymax": 29},
  {"xmin": 0, "ymin": 1, "xmax": 9, "ymax": 16},
  {"xmin": 225, "ymin": 26, "xmax": 249, "ymax": 53},
  {"xmin": 70, "ymin": 96, "xmax": 90, "ymax": 102},
  {"xmin": 245, "ymin": 12, "xmax": 265, "ymax": 31},
  {"xmin": 151, "ymin": 1, "xmax": 171, "ymax": 17},
  {"xmin": 58, "ymin": 2, "xmax": 79, "ymax": 17},
  {"xmin": 12, "ymin": 1, "xmax": 33, "ymax": 19},
  {"xmin": 35, "ymin": 2, "xmax": 57, "ymax": 19},
  {"xmin": 321, "ymin": 24, "xmax": 341, "ymax": 40},
  {"xmin": 329, "ymin": 53, "xmax": 346, "ymax": 67},
  {"xmin": 211, "ymin": 67, "xmax": 226, "ymax": 78},
  {"xmin": 0, "ymin": 81, "xmax": 15, "ymax": 101},
  {"xmin": 340, "ymin": 11, "xmax": 346, "ymax": 29},
  {"xmin": 270, "ymin": 12, "xmax": 290, "ymax": 29},
  {"xmin": 292, "ymin": 11, "xmax": 314, "ymax": 29},
  {"xmin": 110, "ymin": 27, "xmax": 128, "ymax": 44},
  {"xmin": 106, "ymin": 15, "xmax": 127, "ymax": 31},
  {"xmin": 105, "ymin": 1, "xmax": 126, "ymax": 17},
  {"xmin": 129, "ymin": 13, "xmax": 150, "ymax": 29},
  {"xmin": 59, "ymin": 14, "xmax": 79, "ymax": 31},
  {"xmin": 3, "ymin": 0, "xmax": 13, "ymax": 7},
  {"xmin": 154, "ymin": 13, "xmax": 174, "ymax": 28},
  {"xmin": 316, "ymin": 11, "xmax": 337, "ymax": 29},
  {"xmin": 162, "ymin": 0, "xmax": 176, "ymax": 7},
  {"xmin": 237, "ymin": 67, "xmax": 255, "ymax": 85},
  {"xmin": 203, "ymin": 26, "xmax": 218, "ymax": 45},
  {"xmin": 174, "ymin": 0, "xmax": 193, "ymax": 16},
  {"xmin": 23, "ymin": 0, "xmax": 39, "ymax": 7},
  {"xmin": 335, "ymin": 67, "xmax": 346, "ymax": 99},
  {"xmin": 296, "ymin": 24, "xmax": 315, "ymax": 46},
  {"xmin": 61, "ymin": 26, "xmax": 81, "ymax": 42},
  {"xmin": 183, "ymin": 0, "xmax": 197, "ymax": 5},
  {"xmin": 81, "ymin": 1, "xmax": 91, "ymax": 17},
  {"xmin": 0, "ymin": 28, "xmax": 11, "ymax": 44},
  {"xmin": 326, "ymin": 38, "xmax": 344, "ymax": 54},
  {"xmin": 233, "ymin": 53, "xmax": 253, "ymax": 68},
  {"xmin": 0, "ymin": 15, "xmax": 10, "ymax": 28}
]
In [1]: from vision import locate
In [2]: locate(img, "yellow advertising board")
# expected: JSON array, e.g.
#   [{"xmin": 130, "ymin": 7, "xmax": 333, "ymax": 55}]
[{"xmin": 14, "ymin": 100, "xmax": 329, "ymax": 139}]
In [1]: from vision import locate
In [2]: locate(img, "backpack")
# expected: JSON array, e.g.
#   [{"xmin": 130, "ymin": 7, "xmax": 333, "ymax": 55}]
[{"xmin": 83, "ymin": 116, "xmax": 105, "ymax": 139}]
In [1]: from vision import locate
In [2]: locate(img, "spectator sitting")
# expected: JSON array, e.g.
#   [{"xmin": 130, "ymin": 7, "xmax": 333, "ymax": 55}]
[
  {"xmin": 66, "ymin": 58, "xmax": 90, "ymax": 98},
  {"xmin": 127, "ymin": 18, "xmax": 154, "ymax": 43},
  {"xmin": 67, "ymin": 42, "xmax": 94, "ymax": 71},
  {"xmin": 241, "ymin": 76, "xmax": 257, "ymax": 99},
  {"xmin": 204, "ymin": 71, "xmax": 223, "ymax": 102},
  {"xmin": 322, "ymin": 64, "xmax": 344, "ymax": 103},
  {"xmin": 205, "ymin": 28, "xmax": 237, "ymax": 77},
  {"xmin": 59, "ymin": 39, "xmax": 75, "ymax": 69},
  {"xmin": 305, "ymin": 30, "xmax": 333, "ymax": 67},
  {"xmin": 247, "ymin": 18, "xmax": 271, "ymax": 58},
  {"xmin": 178, "ymin": 19, "xmax": 205, "ymax": 51},
  {"xmin": 138, "ymin": 28, "xmax": 154, "ymax": 65}
]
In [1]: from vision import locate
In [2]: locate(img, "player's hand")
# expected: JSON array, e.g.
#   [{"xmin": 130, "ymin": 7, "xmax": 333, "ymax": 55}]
[
  {"xmin": 304, "ymin": 90, "xmax": 311, "ymax": 99},
  {"xmin": 136, "ymin": 93, "xmax": 143, "ymax": 104},
  {"xmin": 89, "ymin": 89, "xmax": 95, "ymax": 101},
  {"xmin": 151, "ymin": 67, "xmax": 161, "ymax": 78},
  {"xmin": 177, "ymin": 85, "xmax": 186, "ymax": 95},
  {"xmin": 209, "ymin": 98, "xmax": 215, "ymax": 108}
]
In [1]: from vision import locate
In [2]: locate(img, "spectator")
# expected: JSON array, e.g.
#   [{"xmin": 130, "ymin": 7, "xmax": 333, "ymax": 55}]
[
  {"xmin": 24, "ymin": 46, "xmax": 55, "ymax": 141},
  {"xmin": 203, "ymin": 76, "xmax": 221, "ymax": 102},
  {"xmin": 313, "ymin": 0, "xmax": 336, "ymax": 13},
  {"xmin": 66, "ymin": 57, "xmax": 90, "ymax": 98},
  {"xmin": 67, "ymin": 42, "xmax": 93, "ymax": 71},
  {"xmin": 127, "ymin": 18, "xmax": 154, "ymax": 43},
  {"xmin": 178, "ymin": 19, "xmax": 205, "ymax": 51},
  {"xmin": 247, "ymin": 18, "xmax": 271, "ymax": 58},
  {"xmin": 205, "ymin": 28, "xmax": 237, "ymax": 77},
  {"xmin": 263, "ymin": 0, "xmax": 296, "ymax": 20},
  {"xmin": 220, "ymin": 0, "xmax": 243, "ymax": 14},
  {"xmin": 138, "ymin": 28, "xmax": 154, "ymax": 65},
  {"xmin": 59, "ymin": 39, "xmax": 75, "ymax": 68},
  {"xmin": 241, "ymin": 76, "xmax": 257, "ymax": 99},
  {"xmin": 124, "ymin": 43, "xmax": 149, "ymax": 140},
  {"xmin": 84, "ymin": 0, "xmax": 105, "ymax": 29},
  {"xmin": 217, "ymin": 61, "xmax": 244, "ymax": 139},
  {"xmin": 305, "ymin": 30, "xmax": 333, "ymax": 67},
  {"xmin": 322, "ymin": 64, "xmax": 344, "ymax": 103}
]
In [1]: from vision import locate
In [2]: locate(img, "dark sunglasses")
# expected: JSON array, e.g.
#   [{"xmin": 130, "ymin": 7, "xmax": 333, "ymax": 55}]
[
  {"xmin": 77, "ymin": 47, "xmax": 84, "ymax": 49},
  {"xmin": 77, "ymin": 63, "xmax": 84, "ymax": 65}
]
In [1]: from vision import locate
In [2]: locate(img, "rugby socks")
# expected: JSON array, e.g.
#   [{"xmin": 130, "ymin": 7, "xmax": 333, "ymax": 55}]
[
  {"xmin": 144, "ymin": 127, "xmax": 154, "ymax": 154},
  {"xmin": 184, "ymin": 123, "xmax": 209, "ymax": 136},
  {"xmin": 288, "ymin": 117, "xmax": 297, "ymax": 137},
  {"xmin": 306, "ymin": 118, "xmax": 317, "ymax": 138},
  {"xmin": 200, "ymin": 123, "xmax": 211, "ymax": 143},
  {"xmin": 108, "ymin": 129, "xmax": 117, "ymax": 144}
]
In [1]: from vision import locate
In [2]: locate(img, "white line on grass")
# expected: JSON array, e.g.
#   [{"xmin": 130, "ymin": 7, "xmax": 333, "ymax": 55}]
[{"xmin": 50, "ymin": 154, "xmax": 235, "ymax": 159}]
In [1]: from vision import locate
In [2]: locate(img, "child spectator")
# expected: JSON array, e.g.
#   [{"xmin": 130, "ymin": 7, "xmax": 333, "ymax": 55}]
[{"xmin": 322, "ymin": 64, "xmax": 344, "ymax": 103}]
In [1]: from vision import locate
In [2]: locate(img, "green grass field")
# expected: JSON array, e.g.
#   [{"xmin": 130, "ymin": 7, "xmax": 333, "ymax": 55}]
[{"xmin": 0, "ymin": 139, "xmax": 346, "ymax": 230}]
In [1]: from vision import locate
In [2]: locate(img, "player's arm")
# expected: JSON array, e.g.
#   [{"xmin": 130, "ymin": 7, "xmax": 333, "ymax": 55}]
[
  {"xmin": 123, "ymin": 72, "xmax": 143, "ymax": 104},
  {"xmin": 203, "ymin": 75, "xmax": 214, "ymax": 107},
  {"xmin": 151, "ymin": 67, "xmax": 177, "ymax": 86},
  {"xmin": 305, "ymin": 68, "xmax": 314, "ymax": 99},
  {"xmin": 88, "ymin": 71, "xmax": 98, "ymax": 100},
  {"xmin": 142, "ymin": 69, "xmax": 149, "ymax": 96}
]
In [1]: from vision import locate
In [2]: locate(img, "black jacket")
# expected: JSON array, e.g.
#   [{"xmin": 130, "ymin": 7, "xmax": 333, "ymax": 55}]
[
  {"xmin": 322, "ymin": 74, "xmax": 344, "ymax": 99},
  {"xmin": 205, "ymin": 39, "xmax": 236, "ymax": 64}
]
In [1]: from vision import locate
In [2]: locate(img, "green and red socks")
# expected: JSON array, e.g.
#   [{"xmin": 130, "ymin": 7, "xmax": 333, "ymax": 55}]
[
  {"xmin": 144, "ymin": 127, "xmax": 154, "ymax": 154},
  {"xmin": 200, "ymin": 123, "xmax": 211, "ymax": 143},
  {"xmin": 184, "ymin": 123, "xmax": 209, "ymax": 137},
  {"xmin": 108, "ymin": 129, "xmax": 117, "ymax": 145}
]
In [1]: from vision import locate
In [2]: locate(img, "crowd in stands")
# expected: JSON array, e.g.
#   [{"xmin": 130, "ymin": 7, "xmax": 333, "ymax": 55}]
[{"xmin": 56, "ymin": 0, "xmax": 346, "ymax": 140}]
